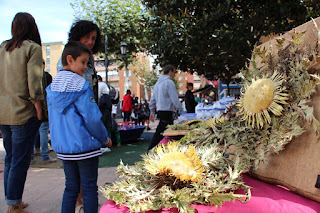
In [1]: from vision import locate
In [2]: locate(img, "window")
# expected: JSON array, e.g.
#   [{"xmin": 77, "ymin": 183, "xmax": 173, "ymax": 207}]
[
  {"xmin": 109, "ymin": 70, "xmax": 119, "ymax": 77},
  {"xmin": 129, "ymin": 81, "xmax": 132, "ymax": 87},
  {"xmin": 45, "ymin": 45, "xmax": 50, "ymax": 72},
  {"xmin": 178, "ymin": 76, "xmax": 182, "ymax": 81},
  {"xmin": 179, "ymin": 83, "xmax": 183, "ymax": 88},
  {"xmin": 179, "ymin": 90, "xmax": 183, "ymax": 95},
  {"xmin": 46, "ymin": 58, "xmax": 50, "ymax": 66},
  {"xmin": 185, "ymin": 76, "xmax": 188, "ymax": 80},
  {"xmin": 129, "ymin": 70, "xmax": 132, "ymax": 77},
  {"xmin": 194, "ymin": 79, "xmax": 200, "ymax": 83},
  {"xmin": 46, "ymin": 46, "xmax": 50, "ymax": 56},
  {"xmin": 110, "ymin": 82, "xmax": 118, "ymax": 87},
  {"xmin": 194, "ymin": 75, "xmax": 200, "ymax": 83}
]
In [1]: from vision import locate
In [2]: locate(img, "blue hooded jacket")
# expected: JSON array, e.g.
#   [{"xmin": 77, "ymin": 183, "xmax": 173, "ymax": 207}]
[{"xmin": 46, "ymin": 70, "xmax": 108, "ymax": 160}]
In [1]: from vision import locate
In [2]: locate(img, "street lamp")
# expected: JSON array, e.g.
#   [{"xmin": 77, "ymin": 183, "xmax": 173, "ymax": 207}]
[
  {"xmin": 104, "ymin": 36, "xmax": 128, "ymax": 83},
  {"xmin": 120, "ymin": 42, "xmax": 130, "ymax": 96},
  {"xmin": 120, "ymin": 42, "xmax": 128, "ymax": 55}
]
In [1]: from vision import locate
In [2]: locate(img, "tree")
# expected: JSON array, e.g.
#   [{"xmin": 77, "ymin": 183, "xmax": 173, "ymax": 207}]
[
  {"xmin": 71, "ymin": 0, "xmax": 320, "ymax": 94},
  {"xmin": 129, "ymin": 54, "xmax": 159, "ymax": 101},
  {"xmin": 71, "ymin": 0, "xmax": 147, "ymax": 57},
  {"xmin": 141, "ymin": 0, "xmax": 319, "ymax": 92}
]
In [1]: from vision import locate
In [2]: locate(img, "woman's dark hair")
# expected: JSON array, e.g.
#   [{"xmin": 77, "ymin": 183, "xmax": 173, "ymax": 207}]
[
  {"xmin": 68, "ymin": 20, "xmax": 101, "ymax": 54},
  {"xmin": 126, "ymin": 89, "xmax": 131, "ymax": 95},
  {"xmin": 61, "ymin": 41, "xmax": 92, "ymax": 66},
  {"xmin": 4, "ymin": 12, "xmax": 41, "ymax": 52}
]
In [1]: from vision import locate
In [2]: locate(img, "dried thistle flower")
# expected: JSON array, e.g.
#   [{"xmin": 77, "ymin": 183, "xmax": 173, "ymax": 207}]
[
  {"xmin": 237, "ymin": 72, "xmax": 289, "ymax": 128},
  {"xmin": 145, "ymin": 142, "xmax": 205, "ymax": 182}
]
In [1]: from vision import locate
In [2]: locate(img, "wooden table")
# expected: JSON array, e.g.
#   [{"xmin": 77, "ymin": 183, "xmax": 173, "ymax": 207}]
[{"xmin": 163, "ymin": 128, "xmax": 191, "ymax": 136}]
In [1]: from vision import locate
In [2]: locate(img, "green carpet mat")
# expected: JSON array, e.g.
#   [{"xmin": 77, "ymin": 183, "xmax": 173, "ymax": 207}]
[
  {"xmin": 98, "ymin": 132, "xmax": 153, "ymax": 167},
  {"xmin": 23, "ymin": 132, "xmax": 154, "ymax": 168}
]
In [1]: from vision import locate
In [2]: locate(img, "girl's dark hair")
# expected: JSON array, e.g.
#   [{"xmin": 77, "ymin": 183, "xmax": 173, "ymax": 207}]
[
  {"xmin": 68, "ymin": 20, "xmax": 101, "ymax": 54},
  {"xmin": 61, "ymin": 41, "xmax": 92, "ymax": 66},
  {"xmin": 4, "ymin": 12, "xmax": 41, "ymax": 52}
]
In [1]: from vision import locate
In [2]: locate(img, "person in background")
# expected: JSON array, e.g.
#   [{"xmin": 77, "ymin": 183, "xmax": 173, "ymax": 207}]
[
  {"xmin": 131, "ymin": 92, "xmax": 137, "ymax": 105},
  {"xmin": 57, "ymin": 20, "xmax": 101, "ymax": 102},
  {"xmin": 194, "ymin": 93, "xmax": 204, "ymax": 103},
  {"xmin": 148, "ymin": 65, "xmax": 182, "ymax": 150},
  {"xmin": 138, "ymin": 103, "xmax": 145, "ymax": 125},
  {"xmin": 185, "ymin": 83, "xmax": 198, "ymax": 113},
  {"xmin": 97, "ymin": 75, "xmax": 112, "ymax": 153},
  {"xmin": 144, "ymin": 102, "xmax": 151, "ymax": 130},
  {"xmin": 47, "ymin": 41, "xmax": 111, "ymax": 213},
  {"xmin": 121, "ymin": 90, "xmax": 133, "ymax": 122},
  {"xmin": 133, "ymin": 96, "xmax": 139, "ymax": 106},
  {"xmin": 112, "ymin": 104, "xmax": 117, "ymax": 119},
  {"xmin": 33, "ymin": 69, "xmax": 57, "ymax": 164},
  {"xmin": 0, "ymin": 12, "xmax": 43, "ymax": 212},
  {"xmin": 131, "ymin": 103, "xmax": 139, "ymax": 125},
  {"xmin": 97, "ymin": 75, "xmax": 112, "ymax": 133},
  {"xmin": 97, "ymin": 75, "xmax": 109, "ymax": 101}
]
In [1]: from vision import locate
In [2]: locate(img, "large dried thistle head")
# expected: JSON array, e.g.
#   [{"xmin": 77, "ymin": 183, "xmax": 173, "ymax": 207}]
[
  {"xmin": 237, "ymin": 71, "xmax": 289, "ymax": 128},
  {"xmin": 144, "ymin": 142, "xmax": 205, "ymax": 182}
]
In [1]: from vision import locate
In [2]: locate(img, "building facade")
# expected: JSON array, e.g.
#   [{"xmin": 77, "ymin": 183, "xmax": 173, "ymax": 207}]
[
  {"xmin": 41, "ymin": 42, "xmax": 65, "ymax": 77},
  {"xmin": 41, "ymin": 41, "xmax": 204, "ymax": 102}
]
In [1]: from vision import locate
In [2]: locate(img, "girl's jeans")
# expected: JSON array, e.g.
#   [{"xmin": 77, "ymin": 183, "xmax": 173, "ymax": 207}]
[
  {"xmin": 62, "ymin": 156, "xmax": 99, "ymax": 213},
  {"xmin": 0, "ymin": 117, "xmax": 41, "ymax": 205}
]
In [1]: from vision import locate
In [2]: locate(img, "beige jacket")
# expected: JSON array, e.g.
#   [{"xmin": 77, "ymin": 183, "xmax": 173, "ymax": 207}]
[{"xmin": 0, "ymin": 40, "xmax": 43, "ymax": 125}]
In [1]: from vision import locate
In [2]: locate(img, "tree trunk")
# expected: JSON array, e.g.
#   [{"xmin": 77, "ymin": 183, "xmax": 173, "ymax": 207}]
[{"xmin": 144, "ymin": 87, "xmax": 149, "ymax": 101}]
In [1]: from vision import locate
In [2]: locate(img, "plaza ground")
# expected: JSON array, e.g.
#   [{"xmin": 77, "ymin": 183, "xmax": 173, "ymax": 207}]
[{"xmin": 0, "ymin": 120, "xmax": 159, "ymax": 212}]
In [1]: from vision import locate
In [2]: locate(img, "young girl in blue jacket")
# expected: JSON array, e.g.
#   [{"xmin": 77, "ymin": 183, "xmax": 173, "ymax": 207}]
[{"xmin": 46, "ymin": 41, "xmax": 111, "ymax": 213}]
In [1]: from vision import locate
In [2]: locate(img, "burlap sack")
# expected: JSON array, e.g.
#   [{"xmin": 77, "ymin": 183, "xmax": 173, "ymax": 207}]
[{"xmin": 250, "ymin": 17, "xmax": 320, "ymax": 202}]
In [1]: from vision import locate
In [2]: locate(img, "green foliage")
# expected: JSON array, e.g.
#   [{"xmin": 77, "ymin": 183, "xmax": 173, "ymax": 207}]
[
  {"xmin": 71, "ymin": 0, "xmax": 320, "ymax": 85},
  {"xmin": 303, "ymin": 0, "xmax": 320, "ymax": 19},
  {"xmin": 71, "ymin": 0, "xmax": 148, "ymax": 56},
  {"xmin": 141, "ymin": 0, "xmax": 319, "ymax": 84}
]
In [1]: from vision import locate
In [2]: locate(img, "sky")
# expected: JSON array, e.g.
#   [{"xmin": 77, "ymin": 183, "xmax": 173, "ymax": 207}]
[{"xmin": 0, "ymin": 0, "xmax": 76, "ymax": 43}]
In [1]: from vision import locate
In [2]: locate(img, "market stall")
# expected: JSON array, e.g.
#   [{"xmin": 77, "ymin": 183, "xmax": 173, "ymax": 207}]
[{"xmin": 99, "ymin": 17, "xmax": 320, "ymax": 213}]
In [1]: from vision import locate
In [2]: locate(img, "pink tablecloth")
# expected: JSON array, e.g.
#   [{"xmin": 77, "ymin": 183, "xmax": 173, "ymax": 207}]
[
  {"xmin": 100, "ymin": 174, "xmax": 320, "ymax": 213},
  {"xmin": 158, "ymin": 136, "xmax": 175, "ymax": 145},
  {"xmin": 100, "ymin": 137, "xmax": 320, "ymax": 212}
]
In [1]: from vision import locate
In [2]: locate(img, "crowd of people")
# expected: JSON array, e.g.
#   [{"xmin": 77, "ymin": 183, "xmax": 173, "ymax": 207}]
[
  {"xmin": 120, "ymin": 90, "xmax": 151, "ymax": 130},
  {"xmin": 0, "ymin": 12, "xmax": 198, "ymax": 213}
]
